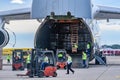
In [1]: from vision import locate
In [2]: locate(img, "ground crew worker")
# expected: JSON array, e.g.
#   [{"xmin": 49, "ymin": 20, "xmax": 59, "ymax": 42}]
[
  {"xmin": 45, "ymin": 48, "xmax": 48, "ymax": 50},
  {"xmin": 6, "ymin": 54, "xmax": 11, "ymax": 63},
  {"xmin": 86, "ymin": 42, "xmax": 91, "ymax": 67},
  {"xmin": 86, "ymin": 42, "xmax": 91, "ymax": 57},
  {"xmin": 74, "ymin": 43, "xmax": 78, "ymax": 49},
  {"xmin": 58, "ymin": 52, "xmax": 63, "ymax": 61},
  {"xmin": 41, "ymin": 54, "xmax": 49, "ymax": 70},
  {"xmin": 82, "ymin": 51, "xmax": 87, "ymax": 68},
  {"xmin": 15, "ymin": 55, "xmax": 20, "ymax": 61},
  {"xmin": 26, "ymin": 51, "xmax": 31, "ymax": 70},
  {"xmin": 73, "ymin": 43, "xmax": 78, "ymax": 53},
  {"xmin": 66, "ymin": 54, "xmax": 74, "ymax": 74}
]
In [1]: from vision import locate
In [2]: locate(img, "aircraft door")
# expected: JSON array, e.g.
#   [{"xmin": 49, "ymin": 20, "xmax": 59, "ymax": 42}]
[{"xmin": 32, "ymin": 0, "xmax": 92, "ymax": 19}]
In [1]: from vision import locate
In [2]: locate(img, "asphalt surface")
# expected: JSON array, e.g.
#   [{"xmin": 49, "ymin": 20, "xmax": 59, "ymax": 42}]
[{"xmin": 0, "ymin": 56, "xmax": 120, "ymax": 80}]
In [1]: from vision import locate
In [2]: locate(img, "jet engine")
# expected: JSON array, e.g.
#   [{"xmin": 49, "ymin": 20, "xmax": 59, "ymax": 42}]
[{"xmin": 0, "ymin": 20, "xmax": 9, "ymax": 48}]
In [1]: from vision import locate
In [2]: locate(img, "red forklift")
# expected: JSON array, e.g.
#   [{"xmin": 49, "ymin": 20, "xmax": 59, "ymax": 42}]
[
  {"xmin": 27, "ymin": 49, "xmax": 57, "ymax": 78},
  {"xmin": 12, "ymin": 49, "xmax": 24, "ymax": 71},
  {"xmin": 56, "ymin": 49, "xmax": 67, "ymax": 69}
]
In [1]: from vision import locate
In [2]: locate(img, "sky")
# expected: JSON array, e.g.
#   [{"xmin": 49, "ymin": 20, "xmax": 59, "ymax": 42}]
[{"xmin": 0, "ymin": 0, "xmax": 120, "ymax": 48}]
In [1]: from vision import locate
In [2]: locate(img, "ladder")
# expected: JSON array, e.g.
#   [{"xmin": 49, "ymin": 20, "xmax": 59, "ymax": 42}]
[{"xmin": 70, "ymin": 24, "xmax": 79, "ymax": 53}]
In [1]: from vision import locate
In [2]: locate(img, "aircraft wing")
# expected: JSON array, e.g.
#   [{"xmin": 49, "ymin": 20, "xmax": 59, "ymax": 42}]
[
  {"xmin": 1, "ymin": 5, "xmax": 120, "ymax": 20},
  {"xmin": 93, "ymin": 5, "xmax": 120, "ymax": 19},
  {"xmin": 0, "ymin": 8, "xmax": 31, "ymax": 20}
]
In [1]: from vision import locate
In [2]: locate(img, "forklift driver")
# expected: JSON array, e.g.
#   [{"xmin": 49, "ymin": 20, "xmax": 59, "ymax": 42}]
[
  {"xmin": 15, "ymin": 55, "xmax": 20, "ymax": 61},
  {"xmin": 58, "ymin": 52, "xmax": 64, "ymax": 61},
  {"xmin": 41, "ymin": 54, "xmax": 49, "ymax": 70}
]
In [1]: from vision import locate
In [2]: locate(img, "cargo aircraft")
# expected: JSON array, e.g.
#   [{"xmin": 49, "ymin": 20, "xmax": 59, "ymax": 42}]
[{"xmin": 0, "ymin": 0, "xmax": 120, "ymax": 67}]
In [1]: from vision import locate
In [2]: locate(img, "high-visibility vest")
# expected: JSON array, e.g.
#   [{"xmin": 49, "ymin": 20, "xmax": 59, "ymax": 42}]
[
  {"xmin": 67, "ymin": 56, "xmax": 72, "ymax": 64},
  {"xmin": 44, "ymin": 56, "xmax": 49, "ymax": 63},
  {"xmin": 26, "ymin": 54, "xmax": 31, "ymax": 63},
  {"xmin": 82, "ymin": 52, "xmax": 87, "ymax": 60},
  {"xmin": 58, "ymin": 53, "xmax": 63, "ymax": 57},
  {"xmin": 6, "ymin": 55, "xmax": 11, "ymax": 60},
  {"xmin": 87, "ymin": 43, "xmax": 90, "ymax": 49},
  {"xmin": 74, "ymin": 44, "xmax": 78, "ymax": 48}
]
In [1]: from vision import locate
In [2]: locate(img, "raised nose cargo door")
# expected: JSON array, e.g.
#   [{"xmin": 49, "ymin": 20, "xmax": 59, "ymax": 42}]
[{"xmin": 32, "ymin": 0, "xmax": 92, "ymax": 19}]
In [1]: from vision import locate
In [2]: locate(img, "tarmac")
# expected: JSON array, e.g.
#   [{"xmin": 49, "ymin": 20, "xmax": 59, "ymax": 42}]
[{"xmin": 1, "ymin": 56, "xmax": 120, "ymax": 80}]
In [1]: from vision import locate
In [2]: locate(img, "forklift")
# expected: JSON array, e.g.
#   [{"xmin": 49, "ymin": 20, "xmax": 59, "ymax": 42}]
[
  {"xmin": 28, "ymin": 49, "xmax": 57, "ymax": 78},
  {"xmin": 56, "ymin": 49, "xmax": 67, "ymax": 69},
  {"xmin": 12, "ymin": 49, "xmax": 24, "ymax": 70}
]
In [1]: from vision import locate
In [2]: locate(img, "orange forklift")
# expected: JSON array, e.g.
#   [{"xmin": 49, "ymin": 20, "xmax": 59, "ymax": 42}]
[
  {"xmin": 12, "ymin": 49, "xmax": 24, "ymax": 71},
  {"xmin": 56, "ymin": 49, "xmax": 67, "ymax": 69},
  {"xmin": 29, "ymin": 49, "xmax": 57, "ymax": 77},
  {"xmin": 17, "ymin": 49, "xmax": 57, "ymax": 78}
]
